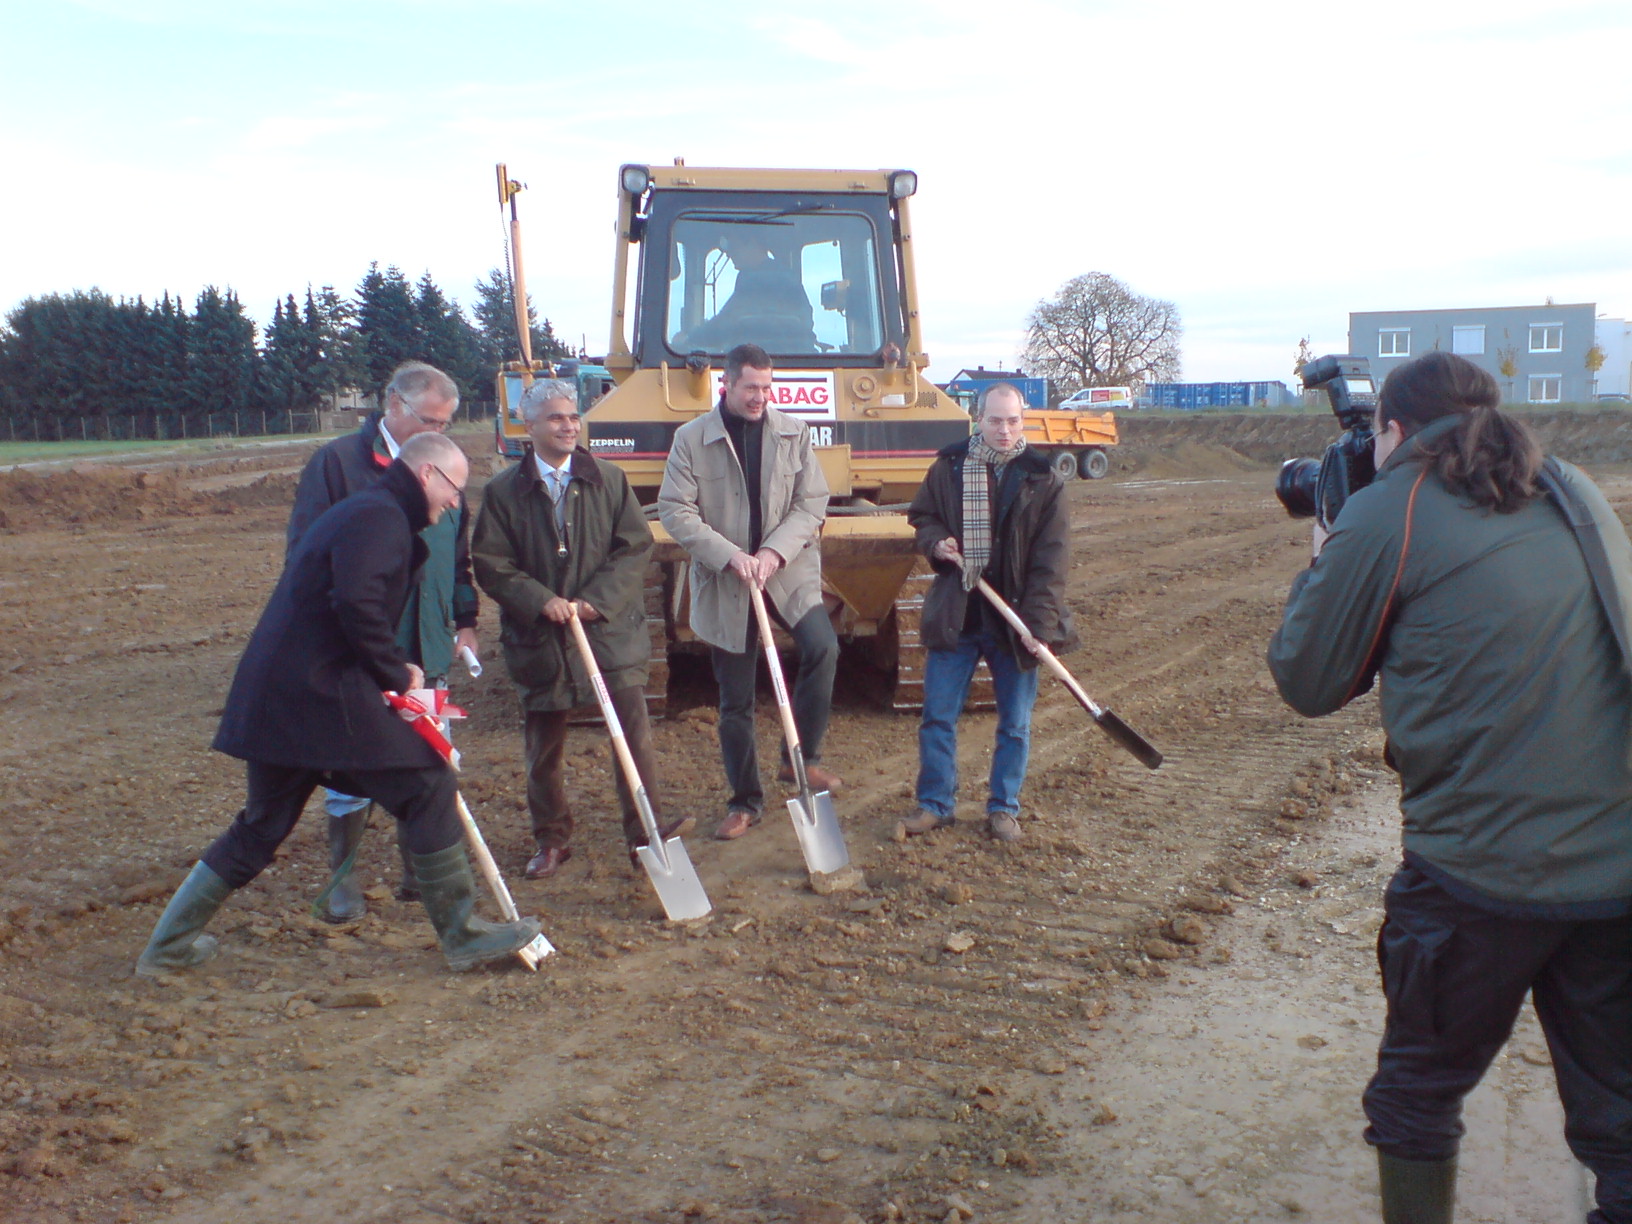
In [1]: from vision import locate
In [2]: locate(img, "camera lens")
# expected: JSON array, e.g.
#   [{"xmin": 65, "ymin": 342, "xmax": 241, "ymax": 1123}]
[{"xmin": 1276, "ymin": 458, "xmax": 1320, "ymax": 519}]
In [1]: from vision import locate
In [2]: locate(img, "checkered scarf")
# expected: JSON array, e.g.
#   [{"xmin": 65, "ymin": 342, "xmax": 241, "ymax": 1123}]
[{"xmin": 960, "ymin": 435, "xmax": 1027, "ymax": 591}]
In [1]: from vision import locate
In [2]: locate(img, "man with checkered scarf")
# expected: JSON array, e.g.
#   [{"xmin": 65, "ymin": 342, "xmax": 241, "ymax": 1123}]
[{"xmin": 899, "ymin": 382, "xmax": 1079, "ymax": 842}]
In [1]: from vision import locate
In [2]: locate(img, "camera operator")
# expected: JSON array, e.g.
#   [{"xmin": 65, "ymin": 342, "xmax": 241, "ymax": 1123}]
[{"xmin": 1268, "ymin": 351, "xmax": 1632, "ymax": 1224}]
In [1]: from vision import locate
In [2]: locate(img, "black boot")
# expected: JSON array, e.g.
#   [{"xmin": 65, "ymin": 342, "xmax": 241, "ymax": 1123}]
[
  {"xmin": 324, "ymin": 808, "xmax": 368, "ymax": 923},
  {"xmin": 1378, "ymin": 1151, "xmax": 1457, "ymax": 1224},
  {"xmin": 395, "ymin": 828, "xmax": 420, "ymax": 902},
  {"xmin": 412, "ymin": 845, "xmax": 542, "ymax": 972},
  {"xmin": 135, "ymin": 862, "xmax": 232, "ymax": 978}
]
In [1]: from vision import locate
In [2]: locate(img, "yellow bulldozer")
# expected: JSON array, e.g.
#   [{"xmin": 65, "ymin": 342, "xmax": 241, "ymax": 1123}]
[{"xmin": 495, "ymin": 161, "xmax": 986, "ymax": 712}]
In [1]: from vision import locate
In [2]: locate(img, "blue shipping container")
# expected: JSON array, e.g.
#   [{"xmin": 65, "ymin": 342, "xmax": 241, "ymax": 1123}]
[
  {"xmin": 941, "ymin": 375, "xmax": 1049, "ymax": 412},
  {"xmin": 1145, "ymin": 381, "xmax": 1291, "ymax": 409}
]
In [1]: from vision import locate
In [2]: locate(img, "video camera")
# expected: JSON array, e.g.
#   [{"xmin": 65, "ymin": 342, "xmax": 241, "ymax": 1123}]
[{"xmin": 1275, "ymin": 354, "xmax": 1379, "ymax": 530}]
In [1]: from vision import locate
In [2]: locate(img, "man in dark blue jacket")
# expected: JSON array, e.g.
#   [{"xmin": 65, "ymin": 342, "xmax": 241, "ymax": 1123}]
[
  {"xmin": 288, "ymin": 361, "xmax": 479, "ymax": 920},
  {"xmin": 136, "ymin": 433, "xmax": 540, "ymax": 977}
]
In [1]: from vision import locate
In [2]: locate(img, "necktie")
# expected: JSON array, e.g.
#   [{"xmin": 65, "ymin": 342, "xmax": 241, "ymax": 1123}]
[{"xmin": 550, "ymin": 470, "xmax": 568, "ymax": 549}]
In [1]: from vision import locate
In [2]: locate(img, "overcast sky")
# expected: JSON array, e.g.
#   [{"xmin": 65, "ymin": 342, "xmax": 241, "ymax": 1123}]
[{"xmin": 4, "ymin": 0, "xmax": 1628, "ymax": 386}]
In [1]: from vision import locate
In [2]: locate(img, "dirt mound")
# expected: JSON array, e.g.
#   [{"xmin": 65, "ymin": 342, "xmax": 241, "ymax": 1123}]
[
  {"xmin": 0, "ymin": 465, "xmax": 293, "ymax": 532},
  {"xmin": 1114, "ymin": 408, "xmax": 1632, "ymax": 478}
]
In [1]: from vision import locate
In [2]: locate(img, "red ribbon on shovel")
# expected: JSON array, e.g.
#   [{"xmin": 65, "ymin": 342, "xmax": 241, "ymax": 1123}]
[{"xmin": 383, "ymin": 688, "xmax": 466, "ymax": 768}]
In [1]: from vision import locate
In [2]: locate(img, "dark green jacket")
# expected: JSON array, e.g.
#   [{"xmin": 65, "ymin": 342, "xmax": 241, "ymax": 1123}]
[
  {"xmin": 472, "ymin": 447, "xmax": 653, "ymax": 713},
  {"xmin": 287, "ymin": 413, "xmax": 477, "ymax": 678},
  {"xmin": 907, "ymin": 438, "xmax": 1079, "ymax": 666},
  {"xmin": 1268, "ymin": 415, "xmax": 1632, "ymax": 905}
]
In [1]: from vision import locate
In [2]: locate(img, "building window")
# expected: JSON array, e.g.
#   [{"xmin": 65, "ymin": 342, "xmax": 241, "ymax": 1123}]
[
  {"xmin": 1452, "ymin": 325, "xmax": 1485, "ymax": 355},
  {"xmin": 1530, "ymin": 324, "xmax": 1563, "ymax": 353},
  {"xmin": 1529, "ymin": 375, "xmax": 1562, "ymax": 403},
  {"xmin": 1379, "ymin": 328, "xmax": 1410, "ymax": 357}
]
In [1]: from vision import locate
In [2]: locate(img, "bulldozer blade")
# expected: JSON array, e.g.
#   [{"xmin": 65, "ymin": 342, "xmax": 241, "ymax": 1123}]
[
  {"xmin": 634, "ymin": 836, "xmax": 712, "ymax": 922},
  {"xmin": 787, "ymin": 790, "xmax": 849, "ymax": 875},
  {"xmin": 1095, "ymin": 708, "xmax": 1164, "ymax": 770}
]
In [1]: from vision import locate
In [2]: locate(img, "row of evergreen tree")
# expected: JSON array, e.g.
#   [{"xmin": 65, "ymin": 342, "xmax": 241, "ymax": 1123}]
[{"xmin": 0, "ymin": 265, "xmax": 569, "ymax": 436}]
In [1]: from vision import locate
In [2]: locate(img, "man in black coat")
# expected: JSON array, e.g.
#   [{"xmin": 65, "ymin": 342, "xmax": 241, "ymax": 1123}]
[
  {"xmin": 288, "ymin": 360, "xmax": 479, "ymax": 920},
  {"xmin": 136, "ymin": 433, "xmax": 540, "ymax": 976},
  {"xmin": 898, "ymin": 383, "xmax": 1078, "ymax": 843}
]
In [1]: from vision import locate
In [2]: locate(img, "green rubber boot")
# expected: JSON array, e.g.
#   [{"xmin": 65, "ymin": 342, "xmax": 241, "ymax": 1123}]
[
  {"xmin": 411, "ymin": 845, "xmax": 542, "ymax": 972},
  {"xmin": 1378, "ymin": 1151, "xmax": 1457, "ymax": 1224},
  {"xmin": 324, "ymin": 808, "xmax": 368, "ymax": 923},
  {"xmin": 135, "ymin": 862, "xmax": 232, "ymax": 978},
  {"xmin": 395, "ymin": 829, "xmax": 420, "ymax": 902}
]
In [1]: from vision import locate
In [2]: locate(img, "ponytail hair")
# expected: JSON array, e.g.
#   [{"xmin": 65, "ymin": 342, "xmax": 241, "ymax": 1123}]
[{"xmin": 1379, "ymin": 351, "xmax": 1542, "ymax": 513}]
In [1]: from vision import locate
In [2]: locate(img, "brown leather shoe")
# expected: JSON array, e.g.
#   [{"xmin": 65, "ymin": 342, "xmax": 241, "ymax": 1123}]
[
  {"xmin": 629, "ymin": 816, "xmax": 698, "ymax": 865},
  {"xmin": 987, "ymin": 812, "xmax": 1022, "ymax": 843},
  {"xmin": 898, "ymin": 809, "xmax": 954, "ymax": 836},
  {"xmin": 524, "ymin": 845, "xmax": 573, "ymax": 880},
  {"xmin": 779, "ymin": 762, "xmax": 844, "ymax": 793},
  {"xmin": 658, "ymin": 814, "xmax": 697, "ymax": 841},
  {"xmin": 712, "ymin": 808, "xmax": 760, "ymax": 841}
]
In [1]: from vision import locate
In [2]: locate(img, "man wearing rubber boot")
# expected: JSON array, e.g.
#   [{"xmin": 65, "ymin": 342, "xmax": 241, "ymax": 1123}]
[
  {"xmin": 137, "ymin": 433, "xmax": 539, "ymax": 978},
  {"xmin": 658, "ymin": 343, "xmax": 840, "ymax": 841},
  {"xmin": 1269, "ymin": 353, "xmax": 1632, "ymax": 1224},
  {"xmin": 287, "ymin": 361, "xmax": 480, "ymax": 921},
  {"xmin": 898, "ymin": 382, "xmax": 1076, "ymax": 843},
  {"xmin": 472, "ymin": 379, "xmax": 690, "ymax": 879}
]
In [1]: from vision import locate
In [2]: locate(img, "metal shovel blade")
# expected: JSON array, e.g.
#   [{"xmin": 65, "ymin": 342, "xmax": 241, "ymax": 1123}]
[
  {"xmin": 787, "ymin": 789, "xmax": 849, "ymax": 875},
  {"xmin": 1095, "ymin": 708, "xmax": 1165, "ymax": 770},
  {"xmin": 634, "ymin": 837, "xmax": 713, "ymax": 921},
  {"xmin": 516, "ymin": 932, "xmax": 557, "ymax": 970}
]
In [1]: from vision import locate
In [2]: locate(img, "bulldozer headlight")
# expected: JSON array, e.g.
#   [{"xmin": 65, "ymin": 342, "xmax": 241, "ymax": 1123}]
[
  {"xmin": 889, "ymin": 171, "xmax": 918, "ymax": 199},
  {"xmin": 620, "ymin": 164, "xmax": 650, "ymax": 197}
]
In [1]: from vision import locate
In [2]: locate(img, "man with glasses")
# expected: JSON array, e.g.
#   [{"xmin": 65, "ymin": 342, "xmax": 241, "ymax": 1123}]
[
  {"xmin": 137, "ymin": 433, "xmax": 543, "ymax": 977},
  {"xmin": 473, "ymin": 379, "xmax": 690, "ymax": 880},
  {"xmin": 288, "ymin": 361, "xmax": 480, "ymax": 920}
]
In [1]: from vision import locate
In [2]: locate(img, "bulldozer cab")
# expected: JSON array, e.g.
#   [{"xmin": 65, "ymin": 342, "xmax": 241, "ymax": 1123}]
[{"xmin": 644, "ymin": 202, "xmax": 898, "ymax": 363}]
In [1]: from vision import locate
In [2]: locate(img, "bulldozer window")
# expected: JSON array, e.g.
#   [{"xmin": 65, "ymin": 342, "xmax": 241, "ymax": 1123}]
[{"xmin": 665, "ymin": 213, "xmax": 883, "ymax": 358}]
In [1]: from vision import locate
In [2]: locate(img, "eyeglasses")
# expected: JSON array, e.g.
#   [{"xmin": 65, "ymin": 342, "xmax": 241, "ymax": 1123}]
[
  {"xmin": 429, "ymin": 464, "xmax": 466, "ymax": 495},
  {"xmin": 399, "ymin": 395, "xmax": 454, "ymax": 433}
]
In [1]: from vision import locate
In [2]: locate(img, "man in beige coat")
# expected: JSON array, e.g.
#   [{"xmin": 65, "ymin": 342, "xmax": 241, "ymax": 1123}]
[{"xmin": 658, "ymin": 343, "xmax": 839, "ymax": 839}]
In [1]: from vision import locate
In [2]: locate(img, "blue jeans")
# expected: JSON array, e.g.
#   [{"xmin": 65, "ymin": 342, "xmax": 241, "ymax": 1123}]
[{"xmin": 915, "ymin": 631, "xmax": 1039, "ymax": 821}]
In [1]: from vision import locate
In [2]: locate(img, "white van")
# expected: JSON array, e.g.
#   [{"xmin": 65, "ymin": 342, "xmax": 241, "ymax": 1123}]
[{"xmin": 1060, "ymin": 386, "xmax": 1134, "ymax": 411}]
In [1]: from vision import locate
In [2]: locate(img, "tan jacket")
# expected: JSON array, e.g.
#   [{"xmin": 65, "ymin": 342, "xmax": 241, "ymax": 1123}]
[{"xmin": 657, "ymin": 404, "xmax": 829, "ymax": 653}]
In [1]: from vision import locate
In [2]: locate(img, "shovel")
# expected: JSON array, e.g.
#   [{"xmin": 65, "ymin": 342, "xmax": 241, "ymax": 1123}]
[
  {"xmin": 567, "ymin": 607, "xmax": 712, "ymax": 921},
  {"xmin": 975, "ymin": 579, "xmax": 1164, "ymax": 771},
  {"xmin": 748, "ymin": 585, "xmax": 850, "ymax": 874},
  {"xmin": 384, "ymin": 687, "xmax": 557, "ymax": 969},
  {"xmin": 456, "ymin": 793, "xmax": 557, "ymax": 969}
]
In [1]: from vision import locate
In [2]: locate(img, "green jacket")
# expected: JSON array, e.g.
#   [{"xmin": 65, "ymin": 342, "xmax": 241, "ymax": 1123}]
[
  {"xmin": 287, "ymin": 413, "xmax": 477, "ymax": 679},
  {"xmin": 472, "ymin": 447, "xmax": 654, "ymax": 713},
  {"xmin": 1268, "ymin": 415, "xmax": 1632, "ymax": 906}
]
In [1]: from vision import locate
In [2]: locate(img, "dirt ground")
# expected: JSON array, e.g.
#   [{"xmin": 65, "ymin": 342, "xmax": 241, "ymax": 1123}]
[{"xmin": 2, "ymin": 422, "xmax": 1629, "ymax": 1224}]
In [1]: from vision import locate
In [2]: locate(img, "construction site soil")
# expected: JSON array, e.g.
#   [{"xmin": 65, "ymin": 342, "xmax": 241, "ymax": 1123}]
[{"xmin": 3, "ymin": 409, "xmax": 1630, "ymax": 1224}]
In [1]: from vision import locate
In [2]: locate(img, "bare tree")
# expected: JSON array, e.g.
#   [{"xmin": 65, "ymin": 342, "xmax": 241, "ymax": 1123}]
[{"xmin": 1021, "ymin": 272, "xmax": 1181, "ymax": 396}]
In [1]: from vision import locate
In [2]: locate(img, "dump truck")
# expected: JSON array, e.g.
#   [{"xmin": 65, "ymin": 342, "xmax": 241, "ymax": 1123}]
[
  {"xmin": 577, "ymin": 161, "xmax": 986, "ymax": 711},
  {"xmin": 1023, "ymin": 404, "xmax": 1119, "ymax": 479}
]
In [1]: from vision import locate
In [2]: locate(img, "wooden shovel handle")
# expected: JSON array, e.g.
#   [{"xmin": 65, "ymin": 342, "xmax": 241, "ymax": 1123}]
[
  {"xmin": 456, "ymin": 792, "xmax": 521, "ymax": 923},
  {"xmin": 748, "ymin": 585, "xmax": 806, "ymax": 770},
  {"xmin": 974, "ymin": 578, "xmax": 1101, "ymax": 715},
  {"xmin": 566, "ymin": 607, "xmax": 662, "ymax": 847}
]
